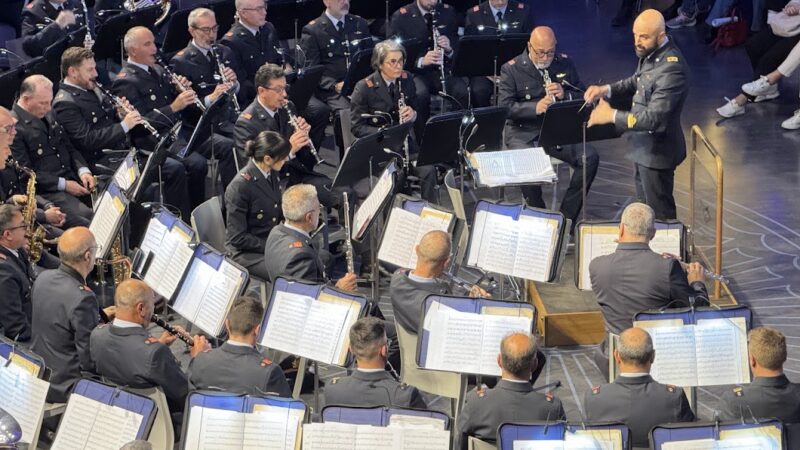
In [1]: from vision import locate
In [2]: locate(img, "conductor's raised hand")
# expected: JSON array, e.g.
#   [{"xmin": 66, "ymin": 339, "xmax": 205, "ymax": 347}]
[
  {"xmin": 583, "ymin": 84, "xmax": 609, "ymax": 103},
  {"xmin": 190, "ymin": 335, "xmax": 212, "ymax": 357},
  {"xmin": 587, "ymin": 98, "xmax": 615, "ymax": 127},
  {"xmin": 335, "ymin": 273, "xmax": 358, "ymax": 292}
]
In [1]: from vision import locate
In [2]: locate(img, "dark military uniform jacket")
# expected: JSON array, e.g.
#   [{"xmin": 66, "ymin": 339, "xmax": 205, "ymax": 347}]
[
  {"xmin": 387, "ymin": 2, "xmax": 458, "ymax": 76},
  {"xmin": 93, "ymin": 0, "xmax": 123, "ymax": 27},
  {"xmin": 299, "ymin": 12, "xmax": 373, "ymax": 99},
  {"xmin": 0, "ymin": 246, "xmax": 35, "ymax": 342},
  {"xmin": 324, "ymin": 369, "xmax": 426, "ymax": 409},
  {"xmin": 220, "ymin": 20, "xmax": 282, "ymax": 103},
  {"xmin": 464, "ymin": 1, "xmax": 534, "ymax": 36},
  {"xmin": 10, "ymin": 104, "xmax": 89, "ymax": 193},
  {"xmin": 584, "ymin": 375, "xmax": 695, "ymax": 448},
  {"xmin": 499, "ymin": 51, "xmax": 584, "ymax": 148},
  {"xmin": 21, "ymin": 0, "xmax": 87, "ymax": 57},
  {"xmin": 90, "ymin": 323, "xmax": 189, "ymax": 414},
  {"xmin": 264, "ymin": 223, "xmax": 325, "ymax": 284},
  {"xmin": 53, "ymin": 81, "xmax": 129, "ymax": 167},
  {"xmin": 456, "ymin": 379, "xmax": 566, "ymax": 450},
  {"xmin": 350, "ymin": 70, "xmax": 417, "ymax": 139},
  {"xmin": 718, "ymin": 375, "xmax": 800, "ymax": 423},
  {"xmin": 589, "ymin": 242, "xmax": 708, "ymax": 335},
  {"xmin": 187, "ymin": 342, "xmax": 292, "ymax": 397},
  {"xmin": 31, "ymin": 264, "xmax": 101, "ymax": 403},
  {"xmin": 609, "ymin": 39, "xmax": 689, "ymax": 170},
  {"xmin": 224, "ymin": 160, "xmax": 283, "ymax": 266},
  {"xmin": 389, "ymin": 270, "xmax": 449, "ymax": 335}
]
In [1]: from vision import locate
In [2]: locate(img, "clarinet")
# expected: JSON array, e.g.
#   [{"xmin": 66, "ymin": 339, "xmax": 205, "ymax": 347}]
[
  {"xmin": 209, "ymin": 44, "xmax": 241, "ymax": 115},
  {"xmin": 282, "ymin": 102, "xmax": 324, "ymax": 166},
  {"xmin": 542, "ymin": 69, "xmax": 556, "ymax": 103},
  {"xmin": 94, "ymin": 80, "xmax": 161, "ymax": 139},
  {"xmin": 398, "ymin": 90, "xmax": 411, "ymax": 167},
  {"xmin": 79, "ymin": 0, "xmax": 93, "ymax": 49},
  {"xmin": 431, "ymin": 3, "xmax": 447, "ymax": 95},
  {"xmin": 154, "ymin": 55, "xmax": 207, "ymax": 112},
  {"xmin": 151, "ymin": 314, "xmax": 194, "ymax": 347},
  {"xmin": 342, "ymin": 192, "xmax": 355, "ymax": 274}
]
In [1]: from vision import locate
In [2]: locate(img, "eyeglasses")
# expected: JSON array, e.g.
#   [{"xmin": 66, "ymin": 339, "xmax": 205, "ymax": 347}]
[
  {"xmin": 383, "ymin": 58, "xmax": 405, "ymax": 67},
  {"xmin": 191, "ymin": 25, "xmax": 219, "ymax": 34},
  {"xmin": 529, "ymin": 47, "xmax": 556, "ymax": 58},
  {"xmin": 1, "ymin": 224, "xmax": 26, "ymax": 233},
  {"xmin": 264, "ymin": 85, "xmax": 288, "ymax": 94},
  {"xmin": 87, "ymin": 244, "xmax": 103, "ymax": 253},
  {"xmin": 240, "ymin": 5, "xmax": 267, "ymax": 12},
  {"xmin": 0, "ymin": 123, "xmax": 16, "ymax": 134}
]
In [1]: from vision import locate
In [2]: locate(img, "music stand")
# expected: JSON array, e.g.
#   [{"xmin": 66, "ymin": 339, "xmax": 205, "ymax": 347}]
[
  {"xmin": 132, "ymin": 121, "xmax": 181, "ymax": 205},
  {"xmin": 160, "ymin": 7, "xmax": 193, "ymax": 56},
  {"xmin": 0, "ymin": 57, "xmax": 42, "ymax": 108},
  {"xmin": 416, "ymin": 106, "xmax": 508, "ymax": 167},
  {"xmin": 269, "ymin": 0, "xmax": 322, "ymax": 41},
  {"xmin": 180, "ymin": 92, "xmax": 230, "ymax": 195},
  {"xmin": 332, "ymin": 121, "xmax": 413, "ymax": 188},
  {"xmin": 538, "ymin": 99, "xmax": 620, "ymax": 223},
  {"xmin": 451, "ymin": 33, "xmax": 528, "ymax": 105},
  {"xmin": 340, "ymin": 48, "xmax": 373, "ymax": 97},
  {"xmin": 30, "ymin": 35, "xmax": 71, "ymax": 87},
  {"xmin": 287, "ymin": 65, "xmax": 324, "ymax": 115},
  {"xmin": 93, "ymin": 6, "xmax": 160, "ymax": 63},
  {"xmin": 209, "ymin": 0, "xmax": 236, "ymax": 37}
]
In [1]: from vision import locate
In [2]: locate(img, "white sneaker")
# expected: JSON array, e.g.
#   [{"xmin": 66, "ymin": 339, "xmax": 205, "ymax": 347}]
[
  {"xmin": 717, "ymin": 97, "xmax": 745, "ymax": 118},
  {"xmin": 742, "ymin": 76, "xmax": 775, "ymax": 97},
  {"xmin": 781, "ymin": 109, "xmax": 800, "ymax": 130},
  {"xmin": 666, "ymin": 11, "xmax": 697, "ymax": 29},
  {"xmin": 753, "ymin": 90, "xmax": 780, "ymax": 102}
]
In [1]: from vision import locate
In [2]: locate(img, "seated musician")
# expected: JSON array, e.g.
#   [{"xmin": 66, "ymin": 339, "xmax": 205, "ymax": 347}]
[
  {"xmin": 349, "ymin": 39, "xmax": 438, "ymax": 202},
  {"xmin": 188, "ymin": 296, "xmax": 291, "ymax": 397},
  {"xmin": 90, "ymin": 279, "xmax": 210, "ymax": 417},
  {"xmin": 324, "ymin": 317, "xmax": 426, "ymax": 409},
  {"xmin": 225, "ymin": 131, "xmax": 290, "ymax": 281},
  {"xmin": 21, "ymin": 0, "xmax": 88, "ymax": 57},
  {"xmin": 0, "ymin": 205, "xmax": 35, "ymax": 342}
]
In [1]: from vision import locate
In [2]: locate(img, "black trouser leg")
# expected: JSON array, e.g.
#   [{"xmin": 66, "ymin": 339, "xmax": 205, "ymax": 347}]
[{"xmin": 634, "ymin": 163, "xmax": 676, "ymax": 220}]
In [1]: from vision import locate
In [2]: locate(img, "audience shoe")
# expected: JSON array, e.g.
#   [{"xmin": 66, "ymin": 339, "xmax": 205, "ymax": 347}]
[
  {"xmin": 742, "ymin": 76, "xmax": 778, "ymax": 98},
  {"xmin": 781, "ymin": 109, "xmax": 800, "ymax": 130},
  {"xmin": 666, "ymin": 11, "xmax": 696, "ymax": 29},
  {"xmin": 716, "ymin": 98, "xmax": 745, "ymax": 118}
]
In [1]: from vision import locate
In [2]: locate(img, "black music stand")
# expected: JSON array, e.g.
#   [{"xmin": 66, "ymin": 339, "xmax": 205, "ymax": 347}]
[
  {"xmin": 332, "ymin": 121, "xmax": 413, "ymax": 188},
  {"xmin": 451, "ymin": 33, "xmax": 528, "ymax": 105},
  {"xmin": 132, "ymin": 121, "xmax": 181, "ymax": 205},
  {"xmin": 160, "ymin": 7, "xmax": 193, "ymax": 56},
  {"xmin": 0, "ymin": 56, "xmax": 42, "ymax": 108},
  {"xmin": 31, "ymin": 35, "xmax": 71, "ymax": 88},
  {"xmin": 209, "ymin": 0, "xmax": 235, "ymax": 37},
  {"xmin": 287, "ymin": 65, "xmax": 324, "ymax": 115},
  {"xmin": 340, "ymin": 48, "xmax": 373, "ymax": 97},
  {"xmin": 93, "ymin": 6, "xmax": 160, "ymax": 63},
  {"xmin": 416, "ymin": 106, "xmax": 508, "ymax": 167},
  {"xmin": 269, "ymin": 0, "xmax": 323, "ymax": 41},
  {"xmin": 181, "ymin": 92, "xmax": 230, "ymax": 194}
]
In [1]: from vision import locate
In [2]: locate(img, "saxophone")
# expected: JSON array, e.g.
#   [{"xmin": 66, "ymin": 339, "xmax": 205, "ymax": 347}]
[{"xmin": 9, "ymin": 160, "xmax": 46, "ymax": 263}]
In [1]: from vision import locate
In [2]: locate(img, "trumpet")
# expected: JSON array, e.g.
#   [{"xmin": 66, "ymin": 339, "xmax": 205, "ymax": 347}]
[
  {"xmin": 342, "ymin": 192, "xmax": 355, "ymax": 274},
  {"xmin": 154, "ymin": 55, "xmax": 207, "ymax": 112},
  {"xmin": 209, "ymin": 44, "xmax": 241, "ymax": 115},
  {"xmin": 151, "ymin": 314, "xmax": 194, "ymax": 347},
  {"xmin": 282, "ymin": 102, "xmax": 324, "ymax": 166},
  {"xmin": 94, "ymin": 80, "xmax": 160, "ymax": 139},
  {"xmin": 542, "ymin": 69, "xmax": 556, "ymax": 103}
]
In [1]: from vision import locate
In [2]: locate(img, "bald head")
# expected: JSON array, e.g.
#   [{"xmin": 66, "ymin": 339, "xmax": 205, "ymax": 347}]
[
  {"xmin": 616, "ymin": 327, "xmax": 655, "ymax": 367},
  {"xmin": 58, "ymin": 227, "xmax": 96, "ymax": 263},
  {"xmin": 530, "ymin": 26, "xmax": 556, "ymax": 48},
  {"xmin": 415, "ymin": 230, "xmax": 451, "ymax": 265},
  {"xmin": 115, "ymin": 279, "xmax": 154, "ymax": 310},
  {"xmin": 632, "ymin": 9, "xmax": 666, "ymax": 58},
  {"xmin": 634, "ymin": 9, "xmax": 665, "ymax": 34},
  {"xmin": 528, "ymin": 26, "xmax": 557, "ymax": 69},
  {"xmin": 499, "ymin": 332, "xmax": 538, "ymax": 379}
]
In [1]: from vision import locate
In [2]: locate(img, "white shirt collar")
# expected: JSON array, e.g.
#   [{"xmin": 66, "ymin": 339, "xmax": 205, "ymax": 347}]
[
  {"xmin": 240, "ymin": 21, "xmax": 259, "ymax": 36},
  {"xmin": 284, "ymin": 222, "xmax": 310, "ymax": 238},
  {"xmin": 127, "ymin": 58, "xmax": 150, "ymax": 72},
  {"xmin": 1, "ymin": 245, "xmax": 19, "ymax": 258},
  {"xmin": 408, "ymin": 271, "xmax": 437, "ymax": 284},
  {"xmin": 325, "ymin": 11, "xmax": 344, "ymax": 28},
  {"xmin": 357, "ymin": 368, "xmax": 386, "ymax": 373},
  {"xmin": 49, "ymin": 1, "xmax": 64, "ymax": 10},
  {"xmin": 113, "ymin": 318, "xmax": 143, "ymax": 329},
  {"xmin": 619, "ymin": 372, "xmax": 650, "ymax": 377},
  {"xmin": 191, "ymin": 40, "xmax": 210, "ymax": 56},
  {"xmin": 257, "ymin": 97, "xmax": 277, "ymax": 118},
  {"xmin": 501, "ymin": 377, "xmax": 530, "ymax": 383},
  {"xmin": 381, "ymin": 73, "xmax": 397, "ymax": 87},
  {"xmin": 63, "ymin": 80, "xmax": 87, "ymax": 92},
  {"xmin": 253, "ymin": 161, "xmax": 271, "ymax": 180},
  {"xmin": 226, "ymin": 339, "xmax": 253, "ymax": 348},
  {"xmin": 489, "ymin": 4, "xmax": 507, "ymax": 18},
  {"xmin": 417, "ymin": 2, "xmax": 433, "ymax": 16}
]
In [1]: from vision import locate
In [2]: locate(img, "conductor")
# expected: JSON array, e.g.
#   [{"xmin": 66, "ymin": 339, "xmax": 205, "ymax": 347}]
[{"xmin": 584, "ymin": 10, "xmax": 689, "ymax": 220}]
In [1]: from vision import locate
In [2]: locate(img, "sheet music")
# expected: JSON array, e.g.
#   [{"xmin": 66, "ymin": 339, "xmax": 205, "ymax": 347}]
[
  {"xmin": 512, "ymin": 215, "xmax": 556, "ymax": 281},
  {"xmin": 649, "ymin": 228, "xmax": 682, "ymax": 256},
  {"xmin": 648, "ymin": 324, "xmax": 699, "ymax": 386},
  {"xmin": 0, "ymin": 359, "xmax": 49, "ymax": 444},
  {"xmin": 88, "ymin": 189, "xmax": 124, "ymax": 257},
  {"xmin": 193, "ymin": 259, "xmax": 243, "ymax": 336},
  {"xmin": 388, "ymin": 414, "xmax": 446, "ymax": 430},
  {"xmin": 514, "ymin": 441, "xmax": 566, "ymax": 450},
  {"xmin": 378, "ymin": 207, "xmax": 452, "ymax": 269},
  {"xmin": 302, "ymin": 422, "xmax": 357, "ymax": 450},
  {"xmin": 297, "ymin": 300, "xmax": 350, "ymax": 364},
  {"xmin": 353, "ymin": 165, "xmax": 394, "ymax": 240},
  {"xmin": 185, "ymin": 406, "xmax": 299, "ymax": 450},
  {"xmin": 513, "ymin": 434, "xmax": 619, "ymax": 450},
  {"xmin": 478, "ymin": 314, "xmax": 533, "ymax": 375},
  {"xmin": 138, "ymin": 217, "xmax": 168, "ymax": 267},
  {"xmin": 577, "ymin": 225, "xmax": 618, "ymax": 290},
  {"xmin": 51, "ymin": 394, "xmax": 142, "ymax": 450},
  {"xmin": 661, "ymin": 437, "xmax": 778, "ymax": 450},
  {"xmin": 252, "ymin": 404, "xmax": 304, "ymax": 450},
  {"xmin": 260, "ymin": 291, "xmax": 315, "ymax": 350},
  {"xmin": 302, "ymin": 423, "xmax": 448, "ymax": 450},
  {"xmin": 571, "ymin": 429, "xmax": 623, "ymax": 450},
  {"xmin": 354, "ymin": 426, "xmax": 395, "ymax": 449},
  {"xmin": 398, "ymin": 426, "xmax": 450, "ymax": 450},
  {"xmin": 112, "ymin": 152, "xmax": 139, "ymax": 191},
  {"xmin": 244, "ymin": 411, "xmax": 299, "ymax": 450},
  {"xmin": 470, "ymin": 147, "xmax": 556, "ymax": 187},
  {"xmin": 143, "ymin": 222, "xmax": 194, "ymax": 300},
  {"xmin": 695, "ymin": 317, "xmax": 749, "ymax": 386}
]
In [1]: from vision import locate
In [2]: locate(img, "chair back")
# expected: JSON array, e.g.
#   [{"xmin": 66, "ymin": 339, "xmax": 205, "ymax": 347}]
[
  {"xmin": 191, "ymin": 196, "xmax": 226, "ymax": 251},
  {"xmin": 444, "ymin": 169, "xmax": 467, "ymax": 221},
  {"xmin": 468, "ymin": 436, "xmax": 496, "ymax": 450},
  {"xmin": 127, "ymin": 386, "xmax": 174, "ymax": 450},
  {"xmin": 338, "ymin": 110, "xmax": 356, "ymax": 156}
]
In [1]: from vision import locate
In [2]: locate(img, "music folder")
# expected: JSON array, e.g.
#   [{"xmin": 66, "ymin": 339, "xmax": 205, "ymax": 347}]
[
  {"xmin": 352, "ymin": 160, "xmax": 397, "ymax": 242},
  {"xmin": 0, "ymin": 354, "xmax": 49, "ymax": 446},
  {"xmin": 537, "ymin": 99, "xmax": 619, "ymax": 148},
  {"xmin": 92, "ymin": 6, "xmax": 160, "ymax": 62},
  {"xmin": 303, "ymin": 421, "xmax": 450, "ymax": 450},
  {"xmin": 416, "ymin": 106, "xmax": 508, "ymax": 167},
  {"xmin": 321, "ymin": 405, "xmax": 450, "ymax": 430},
  {"xmin": 468, "ymin": 147, "xmax": 557, "ymax": 188},
  {"xmin": 466, "ymin": 200, "xmax": 568, "ymax": 283},
  {"xmin": 575, "ymin": 220, "xmax": 686, "ymax": 290},
  {"xmin": 651, "ymin": 420, "xmax": 783, "ymax": 450},
  {"xmin": 497, "ymin": 422, "xmax": 630, "ymax": 450},
  {"xmin": 417, "ymin": 295, "xmax": 535, "ymax": 377},
  {"xmin": 258, "ymin": 277, "xmax": 368, "ymax": 366},
  {"xmin": 88, "ymin": 180, "xmax": 129, "ymax": 260},
  {"xmin": 137, "ymin": 210, "xmax": 196, "ymax": 302},
  {"xmin": 340, "ymin": 48, "xmax": 374, "ymax": 97},
  {"xmin": 112, "ymin": 150, "xmax": 140, "ymax": 192}
]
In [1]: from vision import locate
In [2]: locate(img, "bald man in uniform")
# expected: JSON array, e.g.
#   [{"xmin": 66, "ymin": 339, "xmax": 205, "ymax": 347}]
[
  {"xmin": 90, "ymin": 279, "xmax": 210, "ymax": 416},
  {"xmin": 31, "ymin": 227, "xmax": 106, "ymax": 402},
  {"xmin": 584, "ymin": 327, "xmax": 694, "ymax": 448},
  {"xmin": 456, "ymin": 332, "xmax": 565, "ymax": 449},
  {"xmin": 585, "ymin": 10, "xmax": 690, "ymax": 220}
]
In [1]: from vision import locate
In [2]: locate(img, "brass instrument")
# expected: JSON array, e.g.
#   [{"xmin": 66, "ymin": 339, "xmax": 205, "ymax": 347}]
[
  {"xmin": 94, "ymin": 80, "xmax": 161, "ymax": 138},
  {"xmin": 109, "ymin": 236, "xmax": 131, "ymax": 287},
  {"xmin": 209, "ymin": 44, "xmax": 241, "ymax": 115},
  {"xmin": 282, "ymin": 102, "xmax": 324, "ymax": 166},
  {"xmin": 151, "ymin": 314, "xmax": 194, "ymax": 347},
  {"xmin": 154, "ymin": 55, "xmax": 207, "ymax": 112},
  {"xmin": 542, "ymin": 69, "xmax": 555, "ymax": 103},
  {"xmin": 342, "ymin": 192, "xmax": 355, "ymax": 274},
  {"xmin": 9, "ymin": 160, "xmax": 46, "ymax": 264},
  {"xmin": 123, "ymin": 0, "xmax": 171, "ymax": 26}
]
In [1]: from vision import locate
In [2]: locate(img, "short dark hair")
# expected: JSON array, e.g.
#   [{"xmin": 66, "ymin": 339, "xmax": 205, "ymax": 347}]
[
  {"xmin": 255, "ymin": 63, "xmax": 285, "ymax": 89},
  {"xmin": 349, "ymin": 317, "xmax": 386, "ymax": 361},
  {"xmin": 0, "ymin": 204, "xmax": 22, "ymax": 234},
  {"xmin": 245, "ymin": 130, "xmax": 291, "ymax": 161},
  {"xmin": 226, "ymin": 296, "xmax": 264, "ymax": 335},
  {"xmin": 61, "ymin": 46, "xmax": 94, "ymax": 77}
]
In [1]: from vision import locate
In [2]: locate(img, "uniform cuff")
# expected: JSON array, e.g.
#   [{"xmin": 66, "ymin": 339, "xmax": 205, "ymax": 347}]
[
  {"xmin": 120, "ymin": 122, "xmax": 130, "ymax": 134},
  {"xmin": 58, "ymin": 177, "xmax": 66, "ymax": 191}
]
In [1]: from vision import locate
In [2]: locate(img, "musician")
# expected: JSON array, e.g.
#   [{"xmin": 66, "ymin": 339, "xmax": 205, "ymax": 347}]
[
  {"xmin": 464, "ymin": 0, "xmax": 535, "ymax": 107},
  {"xmin": 499, "ymin": 26, "xmax": 599, "ymax": 227},
  {"xmin": 264, "ymin": 184, "xmax": 357, "ymax": 290},
  {"xmin": 225, "ymin": 131, "xmax": 290, "ymax": 281},
  {"xmin": 456, "ymin": 332, "xmax": 565, "ymax": 450},
  {"xmin": 349, "ymin": 39, "xmax": 437, "ymax": 202},
  {"xmin": 11, "ymin": 75, "xmax": 95, "ymax": 229},
  {"xmin": 90, "ymin": 279, "xmax": 210, "ymax": 418},
  {"xmin": 111, "ymin": 26, "xmax": 211, "ymax": 217},
  {"xmin": 718, "ymin": 327, "xmax": 800, "ymax": 424},
  {"xmin": 325, "ymin": 317, "xmax": 426, "ymax": 409},
  {"xmin": 389, "ymin": 230, "xmax": 487, "ymax": 335},
  {"xmin": 234, "ymin": 64, "xmax": 350, "ymax": 211},
  {"xmin": 0, "ymin": 205, "xmax": 35, "ymax": 343},
  {"xmin": 188, "ymin": 296, "xmax": 291, "ymax": 396},
  {"xmin": 21, "ymin": 0, "xmax": 88, "ymax": 57},
  {"xmin": 584, "ymin": 327, "xmax": 695, "ymax": 448},
  {"xmin": 388, "ymin": 0, "xmax": 469, "ymax": 135},
  {"xmin": 585, "ymin": 9, "xmax": 689, "ymax": 220},
  {"xmin": 31, "ymin": 227, "xmax": 105, "ymax": 403},
  {"xmin": 589, "ymin": 202, "xmax": 707, "ymax": 377}
]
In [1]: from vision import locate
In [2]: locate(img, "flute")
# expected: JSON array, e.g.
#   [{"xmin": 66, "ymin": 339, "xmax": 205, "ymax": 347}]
[
  {"xmin": 151, "ymin": 314, "xmax": 194, "ymax": 347},
  {"xmin": 154, "ymin": 55, "xmax": 207, "ymax": 112},
  {"xmin": 664, "ymin": 255, "xmax": 730, "ymax": 285},
  {"xmin": 94, "ymin": 80, "xmax": 161, "ymax": 139},
  {"xmin": 342, "ymin": 192, "xmax": 355, "ymax": 274}
]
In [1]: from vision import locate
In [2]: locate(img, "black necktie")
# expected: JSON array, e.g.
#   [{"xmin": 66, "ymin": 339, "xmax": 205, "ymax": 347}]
[
  {"xmin": 388, "ymin": 82, "xmax": 396, "ymax": 102},
  {"xmin": 496, "ymin": 11, "xmax": 503, "ymax": 23},
  {"xmin": 336, "ymin": 20, "xmax": 344, "ymax": 34},
  {"xmin": 147, "ymin": 66, "xmax": 158, "ymax": 79}
]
